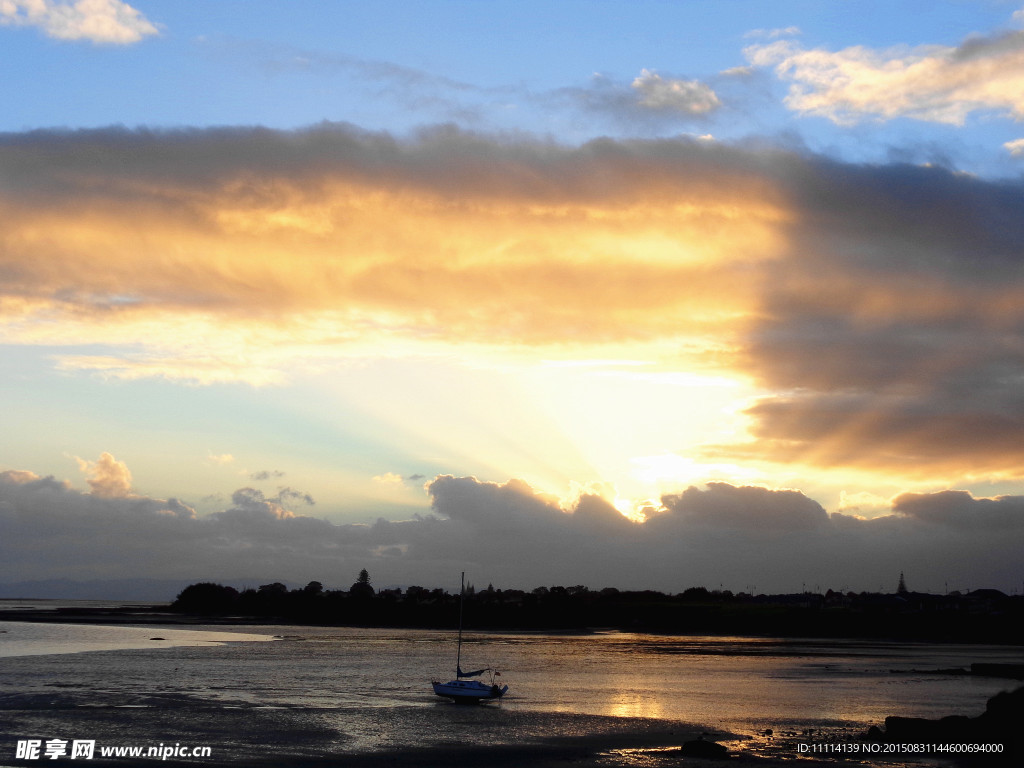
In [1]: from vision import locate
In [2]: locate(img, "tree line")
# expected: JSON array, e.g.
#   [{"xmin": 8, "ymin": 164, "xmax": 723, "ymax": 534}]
[{"xmin": 170, "ymin": 573, "xmax": 1024, "ymax": 643}]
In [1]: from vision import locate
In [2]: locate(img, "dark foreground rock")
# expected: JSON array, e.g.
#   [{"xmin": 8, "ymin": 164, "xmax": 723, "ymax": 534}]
[
  {"xmin": 679, "ymin": 737, "xmax": 730, "ymax": 759},
  {"xmin": 871, "ymin": 685, "xmax": 1023, "ymax": 760}
]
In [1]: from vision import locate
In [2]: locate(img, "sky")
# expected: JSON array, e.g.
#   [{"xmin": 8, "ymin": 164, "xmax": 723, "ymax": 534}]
[{"xmin": 3, "ymin": 0, "xmax": 1024, "ymax": 596}]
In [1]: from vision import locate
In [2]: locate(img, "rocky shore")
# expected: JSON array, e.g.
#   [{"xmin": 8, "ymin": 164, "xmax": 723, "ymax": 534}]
[{"xmin": 865, "ymin": 685, "xmax": 1023, "ymax": 762}]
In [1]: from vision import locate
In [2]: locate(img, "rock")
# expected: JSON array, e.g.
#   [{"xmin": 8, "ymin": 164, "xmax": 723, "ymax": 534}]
[
  {"xmin": 864, "ymin": 725, "xmax": 884, "ymax": 742},
  {"xmin": 980, "ymin": 685, "xmax": 1024, "ymax": 726},
  {"xmin": 884, "ymin": 716, "xmax": 942, "ymax": 742},
  {"xmin": 679, "ymin": 738, "xmax": 729, "ymax": 759},
  {"xmin": 874, "ymin": 685, "xmax": 1023, "ymax": 758}
]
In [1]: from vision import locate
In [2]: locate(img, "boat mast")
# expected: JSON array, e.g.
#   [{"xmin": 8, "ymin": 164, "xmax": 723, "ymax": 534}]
[{"xmin": 456, "ymin": 571, "xmax": 464, "ymax": 678}]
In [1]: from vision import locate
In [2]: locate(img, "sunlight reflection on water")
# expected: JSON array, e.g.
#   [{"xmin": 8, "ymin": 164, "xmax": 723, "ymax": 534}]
[{"xmin": 595, "ymin": 745, "xmax": 684, "ymax": 768}]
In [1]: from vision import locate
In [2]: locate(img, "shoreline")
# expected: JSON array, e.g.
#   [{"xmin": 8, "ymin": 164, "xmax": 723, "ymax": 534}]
[
  {"xmin": 0, "ymin": 605, "xmax": 269, "ymax": 627},
  {"xmin": 5, "ymin": 604, "xmax": 1024, "ymax": 648}
]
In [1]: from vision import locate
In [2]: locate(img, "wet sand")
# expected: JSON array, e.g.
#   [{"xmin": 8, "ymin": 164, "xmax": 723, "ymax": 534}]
[
  {"xmin": 1, "ymin": 703, "xmax": 856, "ymax": 768},
  {"xmin": 4, "ymin": 692, "xmax": 1001, "ymax": 768},
  {"xmin": 0, "ymin": 687, "xmax": 870, "ymax": 768}
]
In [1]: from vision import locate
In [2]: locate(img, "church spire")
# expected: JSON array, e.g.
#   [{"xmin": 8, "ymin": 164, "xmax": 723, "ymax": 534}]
[{"xmin": 897, "ymin": 571, "xmax": 908, "ymax": 595}]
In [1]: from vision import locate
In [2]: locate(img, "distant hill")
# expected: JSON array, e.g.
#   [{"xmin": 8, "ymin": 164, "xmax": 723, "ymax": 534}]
[{"xmin": 0, "ymin": 578, "xmax": 217, "ymax": 602}]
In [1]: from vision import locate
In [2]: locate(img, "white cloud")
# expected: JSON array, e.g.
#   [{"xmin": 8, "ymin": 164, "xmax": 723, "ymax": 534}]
[
  {"xmin": 1005, "ymin": 137, "xmax": 1024, "ymax": 156},
  {"xmin": 631, "ymin": 69, "xmax": 721, "ymax": 114},
  {"xmin": 746, "ymin": 28, "xmax": 1024, "ymax": 125},
  {"xmin": 0, "ymin": 0, "xmax": 158, "ymax": 44},
  {"xmin": 743, "ymin": 26, "xmax": 801, "ymax": 40}
]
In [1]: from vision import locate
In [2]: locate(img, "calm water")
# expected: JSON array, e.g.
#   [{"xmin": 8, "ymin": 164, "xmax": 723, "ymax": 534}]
[
  {"xmin": 1, "ymin": 621, "xmax": 1022, "ymax": 764},
  {"xmin": 0, "ymin": 621, "xmax": 274, "ymax": 658}
]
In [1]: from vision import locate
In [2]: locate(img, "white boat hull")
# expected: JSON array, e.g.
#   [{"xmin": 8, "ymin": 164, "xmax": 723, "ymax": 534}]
[{"xmin": 432, "ymin": 679, "xmax": 508, "ymax": 703}]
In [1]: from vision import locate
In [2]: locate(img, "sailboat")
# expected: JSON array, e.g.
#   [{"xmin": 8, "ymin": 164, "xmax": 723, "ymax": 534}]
[{"xmin": 431, "ymin": 572, "xmax": 509, "ymax": 703}]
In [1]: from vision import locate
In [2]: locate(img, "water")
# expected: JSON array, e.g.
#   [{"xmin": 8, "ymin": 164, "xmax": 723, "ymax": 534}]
[
  {"xmin": 0, "ymin": 600, "xmax": 170, "ymax": 612},
  {"xmin": 0, "ymin": 621, "xmax": 274, "ymax": 658},
  {"xmin": 1, "ymin": 622, "xmax": 1021, "ymax": 765}
]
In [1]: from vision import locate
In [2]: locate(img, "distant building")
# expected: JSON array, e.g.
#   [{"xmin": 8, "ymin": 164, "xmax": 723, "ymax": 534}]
[{"xmin": 897, "ymin": 571, "xmax": 908, "ymax": 595}]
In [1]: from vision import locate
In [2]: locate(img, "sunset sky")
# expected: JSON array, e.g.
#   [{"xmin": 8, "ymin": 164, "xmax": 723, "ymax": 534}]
[{"xmin": 3, "ymin": 1, "xmax": 1024, "ymax": 595}]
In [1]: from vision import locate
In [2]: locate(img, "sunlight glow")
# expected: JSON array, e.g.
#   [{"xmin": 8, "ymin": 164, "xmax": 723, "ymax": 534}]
[{"xmin": 614, "ymin": 496, "xmax": 647, "ymax": 523}]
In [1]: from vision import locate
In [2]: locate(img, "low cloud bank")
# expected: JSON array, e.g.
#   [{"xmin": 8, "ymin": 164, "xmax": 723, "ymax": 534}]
[{"xmin": 2, "ymin": 468, "xmax": 1020, "ymax": 594}]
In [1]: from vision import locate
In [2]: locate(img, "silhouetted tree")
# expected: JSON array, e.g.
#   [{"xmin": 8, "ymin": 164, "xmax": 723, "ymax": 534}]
[
  {"xmin": 350, "ymin": 569, "xmax": 375, "ymax": 599},
  {"xmin": 681, "ymin": 586, "xmax": 712, "ymax": 602},
  {"xmin": 172, "ymin": 582, "xmax": 238, "ymax": 615},
  {"xmin": 404, "ymin": 585, "xmax": 429, "ymax": 603},
  {"xmin": 165, "ymin": 576, "xmax": 1024, "ymax": 643}
]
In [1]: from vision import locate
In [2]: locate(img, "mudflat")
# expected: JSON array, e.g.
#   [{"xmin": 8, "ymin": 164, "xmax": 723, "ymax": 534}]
[{"xmin": 1, "ymin": 702, "xmax": 852, "ymax": 768}]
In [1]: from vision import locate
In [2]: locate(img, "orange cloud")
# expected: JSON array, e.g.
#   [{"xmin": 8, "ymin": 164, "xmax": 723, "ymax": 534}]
[
  {"xmin": 0, "ymin": 127, "xmax": 791, "ymax": 383},
  {"xmin": 6, "ymin": 126, "xmax": 1024, "ymax": 488},
  {"xmin": 75, "ymin": 452, "xmax": 133, "ymax": 498}
]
